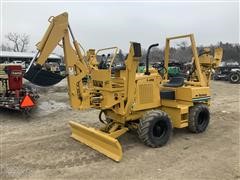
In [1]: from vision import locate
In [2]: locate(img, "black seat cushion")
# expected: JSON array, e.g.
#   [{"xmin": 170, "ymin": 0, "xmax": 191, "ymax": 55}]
[{"xmin": 163, "ymin": 77, "xmax": 184, "ymax": 87}]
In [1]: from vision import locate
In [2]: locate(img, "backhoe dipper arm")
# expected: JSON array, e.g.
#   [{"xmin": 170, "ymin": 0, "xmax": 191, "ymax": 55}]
[{"xmin": 24, "ymin": 12, "xmax": 90, "ymax": 109}]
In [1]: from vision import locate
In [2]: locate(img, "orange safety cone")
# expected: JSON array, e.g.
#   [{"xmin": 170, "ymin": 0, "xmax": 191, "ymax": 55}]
[{"xmin": 20, "ymin": 95, "xmax": 35, "ymax": 108}]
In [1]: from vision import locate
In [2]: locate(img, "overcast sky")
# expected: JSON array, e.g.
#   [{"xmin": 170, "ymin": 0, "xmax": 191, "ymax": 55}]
[{"xmin": 1, "ymin": 1, "xmax": 239, "ymax": 53}]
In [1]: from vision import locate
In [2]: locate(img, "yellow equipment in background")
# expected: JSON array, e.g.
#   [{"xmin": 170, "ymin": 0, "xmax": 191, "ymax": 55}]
[{"xmin": 24, "ymin": 12, "xmax": 223, "ymax": 161}]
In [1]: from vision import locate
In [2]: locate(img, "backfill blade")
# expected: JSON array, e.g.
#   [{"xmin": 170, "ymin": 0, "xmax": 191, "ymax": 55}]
[{"xmin": 69, "ymin": 121, "xmax": 123, "ymax": 162}]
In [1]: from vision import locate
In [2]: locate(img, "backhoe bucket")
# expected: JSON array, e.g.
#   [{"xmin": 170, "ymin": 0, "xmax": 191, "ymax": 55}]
[
  {"xmin": 24, "ymin": 65, "xmax": 65, "ymax": 86},
  {"xmin": 69, "ymin": 121, "xmax": 123, "ymax": 162}
]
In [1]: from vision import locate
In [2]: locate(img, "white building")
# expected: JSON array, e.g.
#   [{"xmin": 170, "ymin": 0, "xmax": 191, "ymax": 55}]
[{"xmin": 0, "ymin": 51, "xmax": 62, "ymax": 64}]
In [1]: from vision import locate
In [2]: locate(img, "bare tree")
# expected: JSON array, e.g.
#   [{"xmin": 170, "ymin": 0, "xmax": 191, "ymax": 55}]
[
  {"xmin": 177, "ymin": 41, "xmax": 188, "ymax": 50},
  {"xmin": 5, "ymin": 32, "xmax": 30, "ymax": 52}
]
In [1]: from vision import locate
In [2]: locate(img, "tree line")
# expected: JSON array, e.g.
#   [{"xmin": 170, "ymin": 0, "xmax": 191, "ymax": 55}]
[
  {"xmin": 1, "ymin": 32, "xmax": 239, "ymax": 64},
  {"xmin": 140, "ymin": 41, "xmax": 240, "ymax": 64}
]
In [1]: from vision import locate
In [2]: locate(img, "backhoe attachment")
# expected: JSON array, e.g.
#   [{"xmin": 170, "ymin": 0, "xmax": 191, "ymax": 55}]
[
  {"xmin": 24, "ymin": 13, "xmax": 70, "ymax": 86},
  {"xmin": 24, "ymin": 12, "xmax": 88, "ymax": 87},
  {"xmin": 24, "ymin": 12, "xmax": 142, "ymax": 161}
]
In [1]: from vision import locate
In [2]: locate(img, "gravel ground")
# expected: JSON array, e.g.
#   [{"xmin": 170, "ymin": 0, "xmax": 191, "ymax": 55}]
[{"xmin": 0, "ymin": 80, "xmax": 239, "ymax": 180}]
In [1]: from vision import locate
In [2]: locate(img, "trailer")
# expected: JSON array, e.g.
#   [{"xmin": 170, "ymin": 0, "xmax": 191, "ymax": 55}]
[{"xmin": 0, "ymin": 64, "xmax": 39, "ymax": 114}]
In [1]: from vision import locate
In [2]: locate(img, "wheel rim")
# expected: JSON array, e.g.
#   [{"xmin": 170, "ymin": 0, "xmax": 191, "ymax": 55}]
[
  {"xmin": 197, "ymin": 110, "xmax": 209, "ymax": 128},
  {"xmin": 231, "ymin": 74, "xmax": 239, "ymax": 82},
  {"xmin": 153, "ymin": 120, "xmax": 167, "ymax": 138}
]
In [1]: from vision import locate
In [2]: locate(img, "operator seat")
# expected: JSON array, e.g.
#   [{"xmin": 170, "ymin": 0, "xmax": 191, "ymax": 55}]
[{"xmin": 163, "ymin": 77, "xmax": 184, "ymax": 87}]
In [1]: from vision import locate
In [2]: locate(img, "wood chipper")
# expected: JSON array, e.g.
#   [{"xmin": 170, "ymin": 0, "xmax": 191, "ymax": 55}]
[
  {"xmin": 24, "ymin": 12, "xmax": 223, "ymax": 161},
  {"xmin": 0, "ymin": 64, "xmax": 39, "ymax": 114}
]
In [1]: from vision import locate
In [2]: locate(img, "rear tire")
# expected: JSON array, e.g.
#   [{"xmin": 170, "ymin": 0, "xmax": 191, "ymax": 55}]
[
  {"xmin": 138, "ymin": 110, "xmax": 172, "ymax": 148},
  {"xmin": 229, "ymin": 72, "xmax": 240, "ymax": 83},
  {"xmin": 188, "ymin": 104, "xmax": 210, "ymax": 133}
]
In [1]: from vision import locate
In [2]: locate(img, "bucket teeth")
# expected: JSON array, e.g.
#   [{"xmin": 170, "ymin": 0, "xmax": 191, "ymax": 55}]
[{"xmin": 69, "ymin": 121, "xmax": 123, "ymax": 162}]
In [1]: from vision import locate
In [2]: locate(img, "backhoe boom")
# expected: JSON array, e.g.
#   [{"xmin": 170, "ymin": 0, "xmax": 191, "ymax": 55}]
[{"xmin": 25, "ymin": 12, "xmax": 90, "ymax": 109}]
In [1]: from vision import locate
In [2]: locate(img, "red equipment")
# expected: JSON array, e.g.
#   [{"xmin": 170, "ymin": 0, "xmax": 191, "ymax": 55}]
[
  {"xmin": 7, "ymin": 65, "xmax": 23, "ymax": 91},
  {"xmin": 0, "ymin": 64, "xmax": 39, "ymax": 114}
]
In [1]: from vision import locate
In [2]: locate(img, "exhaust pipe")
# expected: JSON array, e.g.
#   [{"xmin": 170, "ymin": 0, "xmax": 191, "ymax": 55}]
[{"xmin": 145, "ymin": 43, "xmax": 159, "ymax": 75}]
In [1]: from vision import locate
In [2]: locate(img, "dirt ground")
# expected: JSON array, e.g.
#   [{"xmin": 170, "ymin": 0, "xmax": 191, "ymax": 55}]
[{"xmin": 0, "ymin": 80, "xmax": 239, "ymax": 180}]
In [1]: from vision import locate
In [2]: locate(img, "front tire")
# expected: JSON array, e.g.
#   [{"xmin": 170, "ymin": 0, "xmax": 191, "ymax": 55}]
[
  {"xmin": 188, "ymin": 104, "xmax": 210, "ymax": 133},
  {"xmin": 138, "ymin": 110, "xmax": 172, "ymax": 148}
]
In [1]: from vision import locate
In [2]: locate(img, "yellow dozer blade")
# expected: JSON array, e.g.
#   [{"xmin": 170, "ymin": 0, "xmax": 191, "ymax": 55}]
[{"xmin": 69, "ymin": 121, "xmax": 123, "ymax": 162}]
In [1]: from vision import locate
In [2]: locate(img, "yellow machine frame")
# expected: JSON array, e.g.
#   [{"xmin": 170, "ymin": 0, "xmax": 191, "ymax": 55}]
[{"xmin": 25, "ymin": 12, "xmax": 223, "ymax": 161}]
